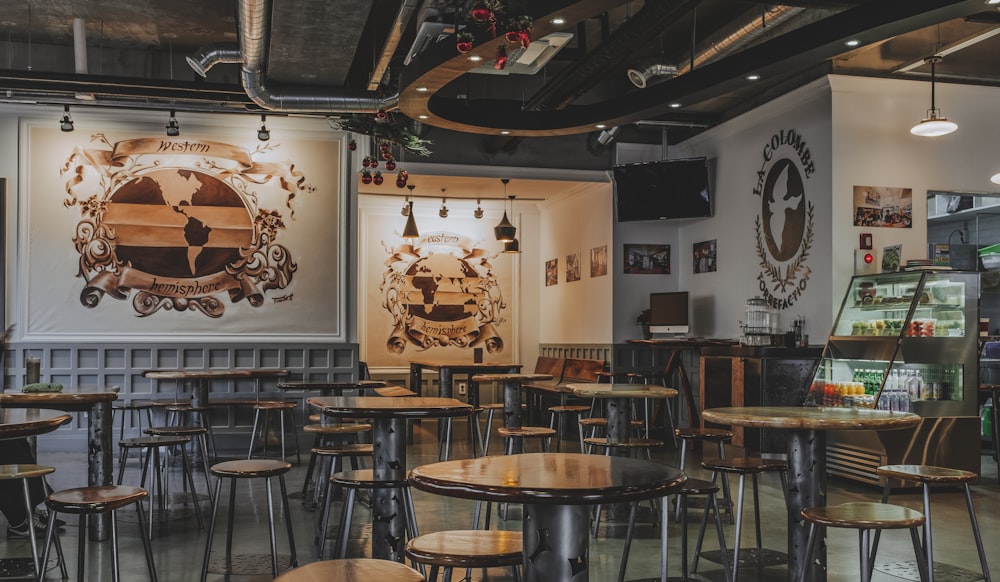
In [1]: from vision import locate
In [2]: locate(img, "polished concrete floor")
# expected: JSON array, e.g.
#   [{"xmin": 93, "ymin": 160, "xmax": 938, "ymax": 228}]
[{"xmin": 5, "ymin": 419, "xmax": 998, "ymax": 581}]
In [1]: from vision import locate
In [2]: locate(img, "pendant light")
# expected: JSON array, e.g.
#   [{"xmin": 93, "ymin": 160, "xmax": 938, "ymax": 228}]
[
  {"xmin": 402, "ymin": 185, "xmax": 420, "ymax": 242},
  {"xmin": 990, "ymin": 171, "xmax": 1000, "ymax": 185},
  {"xmin": 503, "ymin": 238, "xmax": 521, "ymax": 254},
  {"xmin": 493, "ymin": 179, "xmax": 517, "ymax": 243},
  {"xmin": 910, "ymin": 56, "xmax": 957, "ymax": 137}
]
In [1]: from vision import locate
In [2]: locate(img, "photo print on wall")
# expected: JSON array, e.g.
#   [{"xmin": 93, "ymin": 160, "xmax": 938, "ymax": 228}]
[
  {"xmin": 624, "ymin": 244, "xmax": 670, "ymax": 274},
  {"xmin": 590, "ymin": 245, "xmax": 607, "ymax": 277},
  {"xmin": 545, "ymin": 258, "xmax": 558, "ymax": 286},
  {"xmin": 694, "ymin": 239, "xmax": 717, "ymax": 273},
  {"xmin": 566, "ymin": 253, "xmax": 581, "ymax": 282}
]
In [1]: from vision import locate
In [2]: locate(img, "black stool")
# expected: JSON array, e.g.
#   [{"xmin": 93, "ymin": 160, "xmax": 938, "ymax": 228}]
[
  {"xmin": 144, "ymin": 425, "xmax": 213, "ymax": 494},
  {"xmin": 323, "ymin": 469, "xmax": 419, "ymax": 559},
  {"xmin": 40, "ymin": 485, "xmax": 157, "ymax": 582},
  {"xmin": 0, "ymin": 464, "xmax": 67, "ymax": 580},
  {"xmin": 117, "ymin": 434, "xmax": 204, "ymax": 537},
  {"xmin": 247, "ymin": 400, "xmax": 301, "ymax": 463},
  {"xmin": 405, "ymin": 530, "xmax": 523, "ymax": 582},
  {"xmin": 547, "ymin": 404, "xmax": 590, "ymax": 452},
  {"xmin": 200, "ymin": 459, "xmax": 297, "ymax": 581},
  {"xmin": 675, "ymin": 426, "xmax": 734, "ymax": 522}
]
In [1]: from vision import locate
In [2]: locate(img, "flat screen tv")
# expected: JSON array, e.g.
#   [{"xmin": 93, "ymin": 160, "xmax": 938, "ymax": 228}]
[
  {"xmin": 649, "ymin": 291, "xmax": 689, "ymax": 335},
  {"xmin": 613, "ymin": 158, "xmax": 712, "ymax": 221}
]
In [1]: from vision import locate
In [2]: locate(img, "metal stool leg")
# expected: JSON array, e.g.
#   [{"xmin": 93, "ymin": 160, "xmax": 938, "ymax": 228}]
[{"xmin": 962, "ymin": 483, "xmax": 991, "ymax": 582}]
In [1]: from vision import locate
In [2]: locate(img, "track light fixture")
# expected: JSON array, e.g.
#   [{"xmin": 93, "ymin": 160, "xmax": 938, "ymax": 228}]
[
  {"xmin": 402, "ymin": 185, "xmax": 420, "ymax": 242},
  {"xmin": 59, "ymin": 105, "xmax": 74, "ymax": 132},
  {"xmin": 474, "ymin": 199, "xmax": 484, "ymax": 219},
  {"xmin": 910, "ymin": 56, "xmax": 957, "ymax": 137},
  {"xmin": 165, "ymin": 110, "xmax": 180, "ymax": 137},
  {"xmin": 257, "ymin": 114, "xmax": 270, "ymax": 141},
  {"xmin": 493, "ymin": 179, "xmax": 517, "ymax": 243},
  {"xmin": 439, "ymin": 197, "xmax": 449, "ymax": 218}
]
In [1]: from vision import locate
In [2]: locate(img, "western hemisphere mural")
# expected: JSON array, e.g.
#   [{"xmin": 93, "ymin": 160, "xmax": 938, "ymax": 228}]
[{"xmin": 24, "ymin": 122, "xmax": 345, "ymax": 339}]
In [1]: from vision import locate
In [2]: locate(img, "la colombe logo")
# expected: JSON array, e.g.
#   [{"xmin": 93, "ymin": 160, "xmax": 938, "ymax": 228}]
[{"xmin": 752, "ymin": 129, "xmax": 816, "ymax": 309}]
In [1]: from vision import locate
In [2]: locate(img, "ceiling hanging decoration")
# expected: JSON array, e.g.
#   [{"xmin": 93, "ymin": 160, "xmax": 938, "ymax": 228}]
[
  {"xmin": 434, "ymin": 0, "xmax": 533, "ymax": 56},
  {"xmin": 336, "ymin": 106, "xmax": 427, "ymax": 190}
]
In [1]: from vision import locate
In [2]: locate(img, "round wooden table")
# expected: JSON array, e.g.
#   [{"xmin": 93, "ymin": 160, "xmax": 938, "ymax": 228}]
[
  {"xmin": 701, "ymin": 406, "xmax": 919, "ymax": 582},
  {"xmin": 567, "ymin": 383, "xmax": 678, "ymax": 445},
  {"xmin": 410, "ymin": 452, "xmax": 687, "ymax": 582},
  {"xmin": 307, "ymin": 396, "xmax": 472, "ymax": 562},
  {"xmin": 0, "ymin": 408, "xmax": 72, "ymax": 440}
]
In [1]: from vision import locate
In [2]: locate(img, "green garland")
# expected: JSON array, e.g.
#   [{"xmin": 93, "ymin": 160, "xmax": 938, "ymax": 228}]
[{"xmin": 332, "ymin": 115, "xmax": 432, "ymax": 157}]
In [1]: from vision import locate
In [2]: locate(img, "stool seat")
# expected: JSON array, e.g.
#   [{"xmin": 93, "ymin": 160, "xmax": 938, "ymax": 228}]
[
  {"xmin": 303, "ymin": 423, "xmax": 372, "ymax": 435},
  {"xmin": 165, "ymin": 404, "xmax": 211, "ymax": 412},
  {"xmin": 211, "ymin": 459, "xmax": 291, "ymax": 478},
  {"xmin": 702, "ymin": 457, "xmax": 786, "ymax": 474},
  {"xmin": 119, "ymin": 435, "xmax": 190, "ymax": 448},
  {"xmin": 675, "ymin": 427, "xmax": 734, "ymax": 440},
  {"xmin": 254, "ymin": 400, "xmax": 297, "ymax": 410},
  {"xmin": 801, "ymin": 502, "xmax": 924, "ymax": 529},
  {"xmin": 331, "ymin": 468, "xmax": 409, "ymax": 489},
  {"xmin": 145, "ymin": 425, "xmax": 208, "ymax": 436},
  {"xmin": 0, "ymin": 463, "xmax": 55, "ymax": 480},
  {"xmin": 273, "ymin": 559, "xmax": 425, "ymax": 581},
  {"xmin": 549, "ymin": 405, "xmax": 591, "ymax": 413},
  {"xmin": 373, "ymin": 386, "xmax": 417, "ymax": 397},
  {"xmin": 406, "ymin": 530, "xmax": 523, "ymax": 568},
  {"xmin": 312, "ymin": 443, "xmax": 374, "ymax": 457},
  {"xmin": 677, "ymin": 477, "xmax": 719, "ymax": 496},
  {"xmin": 497, "ymin": 426, "xmax": 557, "ymax": 439},
  {"xmin": 584, "ymin": 437, "xmax": 664, "ymax": 449},
  {"xmin": 877, "ymin": 464, "xmax": 978, "ymax": 484},
  {"xmin": 481, "ymin": 403, "xmax": 505, "ymax": 410},
  {"xmin": 47, "ymin": 485, "xmax": 147, "ymax": 514}
]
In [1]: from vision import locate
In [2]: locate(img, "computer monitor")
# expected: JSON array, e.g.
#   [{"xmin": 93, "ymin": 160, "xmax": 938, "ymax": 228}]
[{"xmin": 649, "ymin": 292, "xmax": 689, "ymax": 335}]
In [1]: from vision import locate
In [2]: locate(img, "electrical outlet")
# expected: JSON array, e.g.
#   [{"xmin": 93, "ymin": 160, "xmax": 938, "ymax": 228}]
[{"xmin": 457, "ymin": 382, "xmax": 467, "ymax": 395}]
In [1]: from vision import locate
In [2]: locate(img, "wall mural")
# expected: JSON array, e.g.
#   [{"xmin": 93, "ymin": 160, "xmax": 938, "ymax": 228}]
[
  {"xmin": 752, "ymin": 128, "xmax": 816, "ymax": 309},
  {"xmin": 62, "ymin": 134, "xmax": 308, "ymax": 317},
  {"xmin": 361, "ymin": 208, "xmax": 514, "ymax": 368},
  {"xmin": 25, "ymin": 124, "xmax": 345, "ymax": 340}
]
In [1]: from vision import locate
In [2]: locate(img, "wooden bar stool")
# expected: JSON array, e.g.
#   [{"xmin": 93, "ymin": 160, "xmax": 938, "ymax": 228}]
[
  {"xmin": 144, "ymin": 426, "xmax": 213, "ymax": 495},
  {"xmin": 165, "ymin": 404, "xmax": 217, "ymax": 460},
  {"xmin": 300, "ymin": 423, "xmax": 372, "ymax": 498},
  {"xmin": 497, "ymin": 426, "xmax": 556, "ymax": 454},
  {"xmin": 800, "ymin": 502, "xmax": 928, "ymax": 582},
  {"xmin": 0, "ymin": 464, "xmax": 67, "ymax": 580},
  {"xmin": 117, "ymin": 434, "xmax": 204, "ymax": 537},
  {"xmin": 247, "ymin": 400, "xmax": 301, "ymax": 463},
  {"xmin": 39, "ymin": 485, "xmax": 157, "ymax": 582},
  {"xmin": 548, "ymin": 404, "xmax": 591, "ymax": 452},
  {"xmin": 112, "ymin": 400, "xmax": 155, "ymax": 442},
  {"xmin": 872, "ymin": 465, "xmax": 991, "ymax": 582},
  {"xmin": 675, "ymin": 426, "xmax": 735, "ymax": 522},
  {"xmin": 701, "ymin": 456, "xmax": 788, "ymax": 582},
  {"xmin": 273, "ymin": 558, "xmax": 425, "ymax": 582},
  {"xmin": 405, "ymin": 530, "xmax": 523, "ymax": 582},
  {"xmin": 200, "ymin": 459, "xmax": 297, "ymax": 581},
  {"xmin": 323, "ymin": 469, "xmax": 419, "ymax": 559}
]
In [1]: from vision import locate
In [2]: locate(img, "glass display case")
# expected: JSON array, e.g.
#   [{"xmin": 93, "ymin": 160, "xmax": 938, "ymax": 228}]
[{"xmin": 811, "ymin": 269, "xmax": 980, "ymax": 484}]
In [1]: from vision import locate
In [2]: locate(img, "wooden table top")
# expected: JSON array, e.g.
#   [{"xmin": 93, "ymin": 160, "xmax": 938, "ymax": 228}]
[
  {"xmin": 409, "ymin": 452, "xmax": 686, "ymax": 505},
  {"xmin": 410, "ymin": 360, "xmax": 522, "ymax": 371},
  {"xmin": 0, "ymin": 408, "xmax": 73, "ymax": 440},
  {"xmin": 1, "ymin": 388, "xmax": 118, "ymax": 409},
  {"xmin": 566, "ymin": 383, "xmax": 679, "ymax": 399},
  {"xmin": 701, "ymin": 406, "xmax": 920, "ymax": 430},
  {"xmin": 143, "ymin": 369, "xmax": 256, "ymax": 380},
  {"xmin": 277, "ymin": 380, "xmax": 387, "ymax": 391},
  {"xmin": 471, "ymin": 373, "xmax": 553, "ymax": 382},
  {"xmin": 307, "ymin": 396, "xmax": 472, "ymax": 419}
]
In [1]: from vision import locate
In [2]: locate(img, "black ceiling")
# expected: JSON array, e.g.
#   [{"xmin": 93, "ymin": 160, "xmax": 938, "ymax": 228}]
[{"xmin": 0, "ymin": 0, "xmax": 998, "ymax": 161}]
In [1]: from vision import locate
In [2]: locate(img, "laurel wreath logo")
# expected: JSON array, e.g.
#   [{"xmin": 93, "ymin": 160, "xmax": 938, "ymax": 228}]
[{"xmin": 755, "ymin": 202, "xmax": 814, "ymax": 294}]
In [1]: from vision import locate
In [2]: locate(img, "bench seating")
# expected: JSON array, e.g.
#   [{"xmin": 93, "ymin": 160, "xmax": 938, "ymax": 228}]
[{"xmin": 522, "ymin": 357, "xmax": 606, "ymax": 425}]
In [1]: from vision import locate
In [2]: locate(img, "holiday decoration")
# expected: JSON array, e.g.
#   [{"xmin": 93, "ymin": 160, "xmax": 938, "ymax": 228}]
[
  {"xmin": 494, "ymin": 45, "xmax": 508, "ymax": 71},
  {"xmin": 332, "ymin": 115, "xmax": 432, "ymax": 157}
]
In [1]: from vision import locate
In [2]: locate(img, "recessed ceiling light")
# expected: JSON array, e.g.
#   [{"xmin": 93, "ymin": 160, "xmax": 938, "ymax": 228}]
[
  {"xmin": 989, "ymin": 0, "xmax": 1000, "ymax": 5},
  {"xmin": 416, "ymin": 87, "xmax": 429, "ymax": 93},
  {"xmin": 468, "ymin": 55, "xmax": 483, "ymax": 62},
  {"xmin": 595, "ymin": 124, "xmax": 606, "ymax": 129},
  {"xmin": 418, "ymin": 114, "xmax": 428, "ymax": 119},
  {"xmin": 845, "ymin": 39, "xmax": 861, "ymax": 47},
  {"xmin": 551, "ymin": 17, "xmax": 566, "ymax": 25},
  {"xmin": 500, "ymin": 130, "xmax": 510, "ymax": 135},
  {"xmin": 746, "ymin": 74, "xmax": 761, "ymax": 81},
  {"xmin": 669, "ymin": 102, "xmax": 681, "ymax": 108}
]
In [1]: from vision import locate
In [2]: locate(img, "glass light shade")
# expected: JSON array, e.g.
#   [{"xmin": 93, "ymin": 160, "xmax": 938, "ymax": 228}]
[
  {"xmin": 494, "ymin": 211, "xmax": 516, "ymax": 242},
  {"xmin": 503, "ymin": 238, "xmax": 521, "ymax": 254},
  {"xmin": 991, "ymin": 170, "xmax": 1000, "ymax": 185},
  {"xmin": 910, "ymin": 111, "xmax": 957, "ymax": 137}
]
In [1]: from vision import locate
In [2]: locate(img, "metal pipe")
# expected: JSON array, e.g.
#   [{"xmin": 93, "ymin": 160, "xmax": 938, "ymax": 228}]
[
  {"xmin": 73, "ymin": 18, "xmax": 87, "ymax": 74},
  {"xmin": 185, "ymin": 44, "xmax": 242, "ymax": 77}
]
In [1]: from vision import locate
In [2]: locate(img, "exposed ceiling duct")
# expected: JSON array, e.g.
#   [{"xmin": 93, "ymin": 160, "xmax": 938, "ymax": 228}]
[
  {"xmin": 185, "ymin": 44, "xmax": 243, "ymax": 78},
  {"xmin": 627, "ymin": 5, "xmax": 806, "ymax": 89},
  {"xmin": 236, "ymin": 0, "xmax": 402, "ymax": 113}
]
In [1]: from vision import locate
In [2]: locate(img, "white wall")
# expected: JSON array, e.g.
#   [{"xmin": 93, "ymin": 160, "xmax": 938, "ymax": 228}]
[{"xmin": 538, "ymin": 184, "xmax": 615, "ymax": 344}]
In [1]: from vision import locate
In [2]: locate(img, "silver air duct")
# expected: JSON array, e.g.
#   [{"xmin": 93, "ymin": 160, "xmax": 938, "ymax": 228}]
[
  {"xmin": 627, "ymin": 63, "xmax": 677, "ymax": 89},
  {"xmin": 236, "ymin": 0, "xmax": 401, "ymax": 113},
  {"xmin": 185, "ymin": 44, "xmax": 242, "ymax": 77}
]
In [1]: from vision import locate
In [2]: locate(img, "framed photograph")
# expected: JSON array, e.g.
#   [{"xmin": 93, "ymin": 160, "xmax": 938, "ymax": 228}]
[
  {"xmin": 590, "ymin": 245, "xmax": 607, "ymax": 277},
  {"xmin": 852, "ymin": 186, "xmax": 912, "ymax": 228},
  {"xmin": 545, "ymin": 258, "xmax": 558, "ymax": 286},
  {"xmin": 566, "ymin": 253, "xmax": 581, "ymax": 282},
  {"xmin": 693, "ymin": 239, "xmax": 717, "ymax": 273},
  {"xmin": 624, "ymin": 244, "xmax": 670, "ymax": 275}
]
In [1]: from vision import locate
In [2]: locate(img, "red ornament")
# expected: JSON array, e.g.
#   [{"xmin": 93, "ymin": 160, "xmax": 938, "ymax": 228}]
[
  {"xmin": 382, "ymin": 152, "xmax": 393, "ymax": 160},
  {"xmin": 362, "ymin": 156, "xmax": 371, "ymax": 168},
  {"xmin": 396, "ymin": 177, "xmax": 407, "ymax": 188},
  {"xmin": 379, "ymin": 143, "xmax": 390, "ymax": 153},
  {"xmin": 385, "ymin": 160, "xmax": 397, "ymax": 171},
  {"xmin": 456, "ymin": 40, "xmax": 473, "ymax": 54},
  {"xmin": 494, "ymin": 45, "xmax": 508, "ymax": 71},
  {"xmin": 373, "ymin": 172, "xmax": 384, "ymax": 186},
  {"xmin": 470, "ymin": 6, "xmax": 493, "ymax": 22},
  {"xmin": 376, "ymin": 109, "xmax": 388, "ymax": 120},
  {"xmin": 518, "ymin": 30, "xmax": 531, "ymax": 48},
  {"xmin": 348, "ymin": 140, "xmax": 357, "ymax": 151},
  {"xmin": 361, "ymin": 169, "xmax": 373, "ymax": 184},
  {"xmin": 399, "ymin": 170, "xmax": 408, "ymax": 179},
  {"xmin": 370, "ymin": 158, "xmax": 379, "ymax": 169},
  {"xmin": 505, "ymin": 30, "xmax": 519, "ymax": 43}
]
